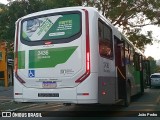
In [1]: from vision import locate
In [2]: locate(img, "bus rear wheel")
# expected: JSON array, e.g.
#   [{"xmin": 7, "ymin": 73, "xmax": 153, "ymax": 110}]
[
  {"xmin": 63, "ymin": 103, "xmax": 71, "ymax": 106},
  {"xmin": 124, "ymin": 82, "xmax": 131, "ymax": 107}
]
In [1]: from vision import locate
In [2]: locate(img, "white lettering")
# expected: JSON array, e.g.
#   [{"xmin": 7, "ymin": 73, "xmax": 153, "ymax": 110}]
[
  {"xmin": 138, "ymin": 113, "xmax": 158, "ymax": 117},
  {"xmin": 37, "ymin": 50, "xmax": 49, "ymax": 56},
  {"xmin": 28, "ymin": 113, "xmax": 42, "ymax": 117},
  {"xmin": 138, "ymin": 113, "xmax": 146, "ymax": 116},
  {"xmin": 12, "ymin": 112, "xmax": 27, "ymax": 117},
  {"xmin": 147, "ymin": 113, "xmax": 157, "ymax": 117}
]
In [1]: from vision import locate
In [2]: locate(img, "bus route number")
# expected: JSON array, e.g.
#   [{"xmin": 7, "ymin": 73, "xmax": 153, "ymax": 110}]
[{"xmin": 37, "ymin": 50, "xmax": 49, "ymax": 56}]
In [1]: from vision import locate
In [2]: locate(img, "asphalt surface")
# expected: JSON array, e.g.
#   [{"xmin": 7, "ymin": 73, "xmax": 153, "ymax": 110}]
[
  {"xmin": 0, "ymin": 86, "xmax": 13, "ymax": 103},
  {"xmin": 0, "ymin": 86, "xmax": 160, "ymax": 119}
]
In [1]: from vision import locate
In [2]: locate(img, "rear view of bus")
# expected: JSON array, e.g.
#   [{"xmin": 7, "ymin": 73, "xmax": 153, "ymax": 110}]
[{"xmin": 14, "ymin": 7, "xmax": 97, "ymax": 103}]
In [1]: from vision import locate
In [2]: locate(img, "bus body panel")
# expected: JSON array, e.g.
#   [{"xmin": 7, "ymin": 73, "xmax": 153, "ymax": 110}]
[
  {"xmin": 97, "ymin": 15, "xmax": 118, "ymax": 104},
  {"xmin": 14, "ymin": 76, "xmax": 23, "ymax": 100},
  {"xmin": 87, "ymin": 9, "xmax": 99, "ymax": 74},
  {"xmin": 98, "ymin": 76, "xmax": 116, "ymax": 104},
  {"xmin": 15, "ymin": 9, "xmax": 87, "ymax": 89},
  {"xmin": 14, "ymin": 7, "xmax": 145, "ymax": 105},
  {"xmin": 14, "ymin": 73, "xmax": 98, "ymax": 103},
  {"xmin": 76, "ymin": 73, "xmax": 98, "ymax": 103},
  {"xmin": 14, "ymin": 7, "xmax": 99, "ymax": 103},
  {"xmin": 22, "ymin": 87, "xmax": 77, "ymax": 103}
]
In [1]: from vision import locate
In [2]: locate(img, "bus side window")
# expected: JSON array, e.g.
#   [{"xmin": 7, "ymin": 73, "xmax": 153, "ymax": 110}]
[
  {"xmin": 125, "ymin": 42, "xmax": 130, "ymax": 64},
  {"xmin": 98, "ymin": 19, "xmax": 113, "ymax": 59},
  {"xmin": 134, "ymin": 53, "xmax": 140, "ymax": 71},
  {"xmin": 129, "ymin": 47, "xmax": 134, "ymax": 65}
]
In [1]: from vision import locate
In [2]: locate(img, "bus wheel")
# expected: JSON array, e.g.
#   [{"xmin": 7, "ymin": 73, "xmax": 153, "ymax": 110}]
[
  {"xmin": 125, "ymin": 82, "xmax": 131, "ymax": 107},
  {"xmin": 63, "ymin": 103, "xmax": 71, "ymax": 106}
]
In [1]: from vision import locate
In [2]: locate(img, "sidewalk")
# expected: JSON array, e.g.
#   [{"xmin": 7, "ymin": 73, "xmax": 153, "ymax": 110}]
[
  {"xmin": 0, "ymin": 86, "xmax": 13, "ymax": 92},
  {"xmin": 0, "ymin": 86, "xmax": 13, "ymax": 98}
]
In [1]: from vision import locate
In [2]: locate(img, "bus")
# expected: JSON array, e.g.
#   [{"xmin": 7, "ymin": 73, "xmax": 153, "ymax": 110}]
[{"xmin": 14, "ymin": 6, "xmax": 147, "ymax": 106}]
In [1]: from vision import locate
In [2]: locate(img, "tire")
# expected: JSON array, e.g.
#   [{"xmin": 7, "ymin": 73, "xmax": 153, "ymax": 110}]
[
  {"xmin": 63, "ymin": 103, "xmax": 71, "ymax": 106},
  {"xmin": 125, "ymin": 82, "xmax": 131, "ymax": 107}
]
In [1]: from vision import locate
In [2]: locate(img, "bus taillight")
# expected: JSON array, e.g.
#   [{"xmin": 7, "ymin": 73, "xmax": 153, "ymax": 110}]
[
  {"xmin": 75, "ymin": 9, "xmax": 90, "ymax": 83},
  {"xmin": 86, "ymin": 52, "xmax": 90, "ymax": 72},
  {"xmin": 15, "ymin": 20, "xmax": 26, "ymax": 84}
]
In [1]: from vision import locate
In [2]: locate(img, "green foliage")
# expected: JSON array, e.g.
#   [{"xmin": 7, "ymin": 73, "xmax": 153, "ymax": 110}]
[
  {"xmin": 0, "ymin": 4, "xmax": 8, "ymax": 40},
  {"xmin": 147, "ymin": 56, "xmax": 157, "ymax": 74},
  {"xmin": 43, "ymin": 0, "xmax": 82, "ymax": 8},
  {"xmin": 128, "ymin": 32, "xmax": 152, "ymax": 50},
  {"xmin": 155, "ymin": 65, "xmax": 160, "ymax": 73},
  {"xmin": 0, "ymin": 0, "xmax": 81, "ymax": 51},
  {"xmin": 83, "ymin": 0, "xmax": 160, "ymax": 50},
  {"xmin": 1, "ymin": 0, "xmax": 160, "ymax": 51}
]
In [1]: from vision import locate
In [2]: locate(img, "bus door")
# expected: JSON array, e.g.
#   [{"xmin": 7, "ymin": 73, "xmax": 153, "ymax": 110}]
[{"xmin": 114, "ymin": 36, "xmax": 126, "ymax": 99}]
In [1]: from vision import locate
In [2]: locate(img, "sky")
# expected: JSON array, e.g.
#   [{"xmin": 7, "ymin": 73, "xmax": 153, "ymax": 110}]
[
  {"xmin": 145, "ymin": 42, "xmax": 160, "ymax": 60},
  {"xmin": 142, "ymin": 25, "xmax": 160, "ymax": 60},
  {"xmin": 1, "ymin": 0, "xmax": 160, "ymax": 60},
  {"xmin": 0, "ymin": 0, "xmax": 9, "ymax": 4}
]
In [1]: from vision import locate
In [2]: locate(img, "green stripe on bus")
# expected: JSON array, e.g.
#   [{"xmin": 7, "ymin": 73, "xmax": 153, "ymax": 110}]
[
  {"xmin": 29, "ymin": 46, "xmax": 78, "ymax": 68},
  {"xmin": 18, "ymin": 51, "xmax": 25, "ymax": 69},
  {"xmin": 134, "ymin": 71, "xmax": 141, "ymax": 84}
]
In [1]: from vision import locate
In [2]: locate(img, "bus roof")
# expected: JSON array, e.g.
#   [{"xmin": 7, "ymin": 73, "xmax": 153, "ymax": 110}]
[
  {"xmin": 19, "ymin": 6, "xmax": 98, "ymax": 20},
  {"xmin": 17, "ymin": 6, "xmax": 144, "ymax": 56}
]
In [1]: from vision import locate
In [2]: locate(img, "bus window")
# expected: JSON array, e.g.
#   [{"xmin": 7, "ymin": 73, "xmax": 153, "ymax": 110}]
[
  {"xmin": 125, "ymin": 42, "xmax": 129, "ymax": 64},
  {"xmin": 139, "ymin": 55, "xmax": 143, "ymax": 71},
  {"xmin": 130, "ymin": 46, "xmax": 134, "ymax": 65},
  {"xmin": 134, "ymin": 53, "xmax": 140, "ymax": 71},
  {"xmin": 98, "ymin": 19, "xmax": 113, "ymax": 59},
  {"xmin": 21, "ymin": 12, "xmax": 82, "ymax": 45}
]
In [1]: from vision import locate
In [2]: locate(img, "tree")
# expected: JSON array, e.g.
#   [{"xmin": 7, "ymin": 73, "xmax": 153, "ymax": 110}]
[
  {"xmin": 41, "ymin": 0, "xmax": 82, "ymax": 9},
  {"xmin": 0, "ymin": 0, "xmax": 82, "ymax": 43},
  {"xmin": 0, "ymin": 4, "xmax": 9, "ymax": 40},
  {"xmin": 83, "ymin": 0, "xmax": 160, "ymax": 50},
  {"xmin": 155, "ymin": 65, "xmax": 160, "ymax": 73},
  {"xmin": 147, "ymin": 56, "xmax": 157, "ymax": 74},
  {"xmin": 1, "ymin": 0, "xmax": 160, "ymax": 51}
]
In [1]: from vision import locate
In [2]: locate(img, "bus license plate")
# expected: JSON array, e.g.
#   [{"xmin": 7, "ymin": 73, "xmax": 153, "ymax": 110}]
[
  {"xmin": 42, "ymin": 81, "xmax": 57, "ymax": 88},
  {"xmin": 38, "ymin": 93, "xmax": 59, "ymax": 97}
]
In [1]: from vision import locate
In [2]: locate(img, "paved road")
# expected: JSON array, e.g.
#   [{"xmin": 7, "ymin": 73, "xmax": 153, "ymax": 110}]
[
  {"xmin": 0, "ymin": 86, "xmax": 160, "ymax": 119},
  {"xmin": 0, "ymin": 86, "xmax": 13, "ymax": 103}
]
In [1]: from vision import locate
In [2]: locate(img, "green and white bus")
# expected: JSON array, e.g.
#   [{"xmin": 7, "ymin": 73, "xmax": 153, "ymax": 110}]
[{"xmin": 14, "ymin": 7, "xmax": 146, "ymax": 106}]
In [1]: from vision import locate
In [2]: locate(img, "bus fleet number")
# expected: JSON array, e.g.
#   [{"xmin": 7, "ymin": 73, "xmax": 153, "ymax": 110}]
[{"xmin": 37, "ymin": 50, "xmax": 49, "ymax": 56}]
